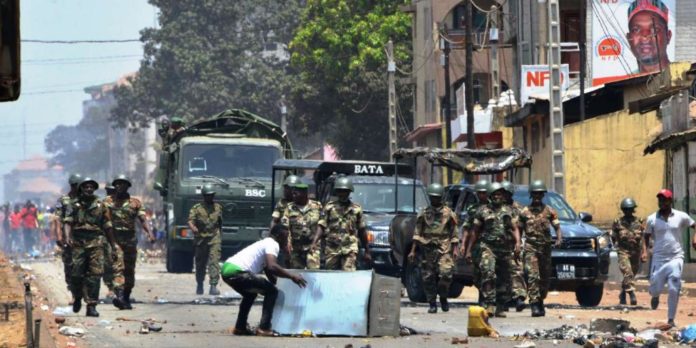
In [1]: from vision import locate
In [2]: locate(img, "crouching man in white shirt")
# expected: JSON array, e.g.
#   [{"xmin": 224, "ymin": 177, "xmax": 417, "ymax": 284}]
[
  {"xmin": 222, "ymin": 224, "xmax": 307, "ymax": 336},
  {"xmin": 643, "ymin": 189, "xmax": 696, "ymax": 328}
]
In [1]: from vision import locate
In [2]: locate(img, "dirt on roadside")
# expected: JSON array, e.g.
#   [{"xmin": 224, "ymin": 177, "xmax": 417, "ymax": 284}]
[{"xmin": 0, "ymin": 254, "xmax": 27, "ymax": 347}]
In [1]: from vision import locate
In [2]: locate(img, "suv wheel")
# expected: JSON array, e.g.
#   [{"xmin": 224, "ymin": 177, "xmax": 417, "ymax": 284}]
[
  {"xmin": 575, "ymin": 283, "xmax": 604, "ymax": 307},
  {"xmin": 404, "ymin": 260, "xmax": 427, "ymax": 303}
]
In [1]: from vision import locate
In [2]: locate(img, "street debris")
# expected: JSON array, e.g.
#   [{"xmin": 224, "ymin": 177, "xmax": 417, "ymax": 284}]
[
  {"xmin": 636, "ymin": 329, "xmax": 661, "ymax": 340},
  {"xmin": 589, "ymin": 318, "xmax": 631, "ymax": 334},
  {"xmin": 513, "ymin": 340, "xmax": 536, "ymax": 348},
  {"xmin": 400, "ymin": 325, "xmax": 418, "ymax": 336},
  {"xmin": 59, "ymin": 326, "xmax": 86, "ymax": 337},
  {"xmin": 54, "ymin": 317, "xmax": 66, "ymax": 324},
  {"xmin": 450, "ymin": 337, "xmax": 468, "ymax": 345},
  {"xmin": 52, "ymin": 306, "xmax": 72, "ymax": 316}
]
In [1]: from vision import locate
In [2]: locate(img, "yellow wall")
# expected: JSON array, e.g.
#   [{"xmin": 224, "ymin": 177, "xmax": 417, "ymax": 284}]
[{"xmin": 564, "ymin": 109, "xmax": 665, "ymax": 225}]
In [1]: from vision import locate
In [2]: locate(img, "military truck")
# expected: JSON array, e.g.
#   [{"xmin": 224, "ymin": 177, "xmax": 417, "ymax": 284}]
[
  {"xmin": 155, "ymin": 109, "xmax": 292, "ymax": 273},
  {"xmin": 271, "ymin": 159, "xmax": 427, "ymax": 275}
]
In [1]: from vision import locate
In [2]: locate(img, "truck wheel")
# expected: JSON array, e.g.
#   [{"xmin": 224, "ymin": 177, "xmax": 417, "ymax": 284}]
[
  {"xmin": 575, "ymin": 283, "xmax": 604, "ymax": 307},
  {"xmin": 166, "ymin": 248, "xmax": 193, "ymax": 273},
  {"xmin": 404, "ymin": 260, "xmax": 427, "ymax": 303},
  {"xmin": 448, "ymin": 281, "xmax": 465, "ymax": 298}
]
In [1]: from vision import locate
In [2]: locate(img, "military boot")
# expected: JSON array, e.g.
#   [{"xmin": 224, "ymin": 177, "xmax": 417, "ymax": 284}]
[
  {"xmin": 196, "ymin": 282, "xmax": 204, "ymax": 295},
  {"xmin": 440, "ymin": 297, "xmax": 450, "ymax": 312},
  {"xmin": 85, "ymin": 305, "xmax": 99, "ymax": 317},
  {"xmin": 209, "ymin": 285, "xmax": 220, "ymax": 296},
  {"xmin": 539, "ymin": 300, "xmax": 546, "ymax": 316},
  {"xmin": 123, "ymin": 289, "xmax": 133, "ymax": 310},
  {"xmin": 628, "ymin": 291, "xmax": 637, "ymax": 306},
  {"xmin": 428, "ymin": 302, "xmax": 437, "ymax": 314},
  {"xmin": 531, "ymin": 302, "xmax": 543, "ymax": 317},
  {"xmin": 494, "ymin": 305, "xmax": 507, "ymax": 318},
  {"xmin": 515, "ymin": 297, "xmax": 526, "ymax": 312},
  {"xmin": 112, "ymin": 289, "xmax": 126, "ymax": 310},
  {"xmin": 619, "ymin": 290, "xmax": 626, "ymax": 305},
  {"xmin": 72, "ymin": 297, "xmax": 82, "ymax": 313}
]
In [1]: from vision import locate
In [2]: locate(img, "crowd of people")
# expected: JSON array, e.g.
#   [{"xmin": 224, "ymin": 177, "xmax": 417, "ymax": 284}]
[{"xmin": 1, "ymin": 200, "xmax": 58, "ymax": 256}]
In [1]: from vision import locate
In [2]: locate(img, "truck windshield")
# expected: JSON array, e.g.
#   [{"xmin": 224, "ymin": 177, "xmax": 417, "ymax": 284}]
[
  {"xmin": 181, "ymin": 144, "xmax": 280, "ymax": 180},
  {"xmin": 512, "ymin": 190, "xmax": 577, "ymax": 221},
  {"xmin": 351, "ymin": 183, "xmax": 429, "ymax": 213}
]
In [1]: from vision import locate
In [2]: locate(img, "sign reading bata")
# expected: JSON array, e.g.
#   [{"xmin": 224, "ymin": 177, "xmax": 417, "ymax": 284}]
[
  {"xmin": 519, "ymin": 64, "xmax": 570, "ymax": 106},
  {"xmin": 591, "ymin": 0, "xmax": 675, "ymax": 86}
]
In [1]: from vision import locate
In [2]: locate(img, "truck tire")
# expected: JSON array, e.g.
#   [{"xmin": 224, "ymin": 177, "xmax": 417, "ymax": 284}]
[
  {"xmin": 166, "ymin": 248, "xmax": 193, "ymax": 273},
  {"xmin": 448, "ymin": 281, "xmax": 465, "ymax": 298},
  {"xmin": 404, "ymin": 260, "xmax": 427, "ymax": 303},
  {"xmin": 575, "ymin": 283, "xmax": 604, "ymax": 307}
]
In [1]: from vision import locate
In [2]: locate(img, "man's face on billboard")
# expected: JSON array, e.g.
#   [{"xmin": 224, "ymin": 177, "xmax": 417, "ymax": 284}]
[{"xmin": 626, "ymin": 12, "xmax": 671, "ymax": 71}]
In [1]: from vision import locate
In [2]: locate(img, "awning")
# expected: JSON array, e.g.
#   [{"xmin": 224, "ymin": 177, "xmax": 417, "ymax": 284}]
[
  {"xmin": 404, "ymin": 123, "xmax": 442, "ymax": 142},
  {"xmin": 392, "ymin": 147, "xmax": 531, "ymax": 174},
  {"xmin": 644, "ymin": 127, "xmax": 696, "ymax": 154}
]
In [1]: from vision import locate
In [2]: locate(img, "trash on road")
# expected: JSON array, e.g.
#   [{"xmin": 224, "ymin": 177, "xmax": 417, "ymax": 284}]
[
  {"xmin": 520, "ymin": 324, "xmax": 590, "ymax": 341},
  {"xmin": 513, "ymin": 340, "xmax": 536, "ymax": 348},
  {"xmin": 154, "ymin": 297, "xmax": 169, "ymax": 304},
  {"xmin": 98, "ymin": 320, "xmax": 111, "ymax": 327},
  {"xmin": 53, "ymin": 306, "xmax": 72, "ymax": 316},
  {"xmin": 59, "ymin": 326, "xmax": 86, "ymax": 337},
  {"xmin": 467, "ymin": 306, "xmax": 498, "ymax": 338},
  {"xmin": 54, "ymin": 317, "xmax": 66, "ymax": 324},
  {"xmin": 451, "ymin": 337, "xmax": 468, "ymax": 345},
  {"xmin": 636, "ymin": 329, "xmax": 662, "ymax": 340},
  {"xmin": 589, "ymin": 318, "xmax": 631, "ymax": 334},
  {"xmin": 682, "ymin": 324, "xmax": 696, "ymax": 343},
  {"xmin": 399, "ymin": 325, "xmax": 418, "ymax": 336},
  {"xmin": 40, "ymin": 304, "xmax": 49, "ymax": 311}
]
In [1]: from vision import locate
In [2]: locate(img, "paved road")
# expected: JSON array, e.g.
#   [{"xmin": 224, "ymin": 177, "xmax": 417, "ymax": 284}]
[{"xmin": 23, "ymin": 257, "xmax": 686, "ymax": 348}]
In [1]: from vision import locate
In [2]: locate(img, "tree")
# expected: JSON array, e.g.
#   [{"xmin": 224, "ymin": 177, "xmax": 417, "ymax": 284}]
[
  {"xmin": 112, "ymin": 0, "xmax": 305, "ymax": 130},
  {"xmin": 289, "ymin": 0, "xmax": 413, "ymax": 160}
]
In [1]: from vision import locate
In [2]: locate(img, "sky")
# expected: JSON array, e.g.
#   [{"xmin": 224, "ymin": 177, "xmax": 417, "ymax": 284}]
[{"xmin": 0, "ymin": 0, "xmax": 157, "ymax": 200}]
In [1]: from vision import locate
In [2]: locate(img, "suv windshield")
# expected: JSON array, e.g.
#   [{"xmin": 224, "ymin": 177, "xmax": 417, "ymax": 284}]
[
  {"xmin": 351, "ymin": 183, "xmax": 429, "ymax": 213},
  {"xmin": 512, "ymin": 190, "xmax": 577, "ymax": 221},
  {"xmin": 181, "ymin": 144, "xmax": 280, "ymax": 180}
]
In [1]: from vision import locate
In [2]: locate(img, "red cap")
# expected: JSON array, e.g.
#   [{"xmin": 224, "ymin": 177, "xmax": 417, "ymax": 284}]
[
  {"xmin": 628, "ymin": 0, "xmax": 669, "ymax": 24},
  {"xmin": 657, "ymin": 189, "xmax": 673, "ymax": 199}
]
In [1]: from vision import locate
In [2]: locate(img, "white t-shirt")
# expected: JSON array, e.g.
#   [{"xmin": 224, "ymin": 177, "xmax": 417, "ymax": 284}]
[
  {"xmin": 226, "ymin": 237, "xmax": 280, "ymax": 274},
  {"xmin": 645, "ymin": 209, "xmax": 695, "ymax": 263}
]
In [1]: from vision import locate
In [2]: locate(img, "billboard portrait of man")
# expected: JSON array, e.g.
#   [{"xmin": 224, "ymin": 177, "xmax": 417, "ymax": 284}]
[{"xmin": 626, "ymin": 0, "xmax": 672, "ymax": 74}]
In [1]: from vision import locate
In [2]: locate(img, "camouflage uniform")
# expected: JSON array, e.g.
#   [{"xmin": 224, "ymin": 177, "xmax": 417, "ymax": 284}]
[
  {"xmin": 104, "ymin": 195, "xmax": 146, "ymax": 292},
  {"xmin": 271, "ymin": 198, "xmax": 291, "ymax": 224},
  {"xmin": 281, "ymin": 200, "xmax": 322, "ymax": 269},
  {"xmin": 519, "ymin": 204, "xmax": 560, "ymax": 304},
  {"xmin": 611, "ymin": 216, "xmax": 644, "ymax": 292},
  {"xmin": 55, "ymin": 194, "xmax": 76, "ymax": 292},
  {"xmin": 64, "ymin": 197, "xmax": 112, "ymax": 305},
  {"xmin": 472, "ymin": 204, "xmax": 516, "ymax": 307},
  {"xmin": 462, "ymin": 203, "xmax": 483, "ymax": 289},
  {"xmin": 188, "ymin": 202, "xmax": 222, "ymax": 286},
  {"xmin": 318, "ymin": 200, "xmax": 366, "ymax": 271},
  {"xmin": 413, "ymin": 205, "xmax": 459, "ymax": 302},
  {"xmin": 102, "ymin": 242, "xmax": 115, "ymax": 292},
  {"xmin": 508, "ymin": 201, "xmax": 527, "ymax": 302}
]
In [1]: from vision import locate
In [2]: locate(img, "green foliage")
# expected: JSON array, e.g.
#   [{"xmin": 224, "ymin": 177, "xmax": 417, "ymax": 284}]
[{"xmin": 289, "ymin": 0, "xmax": 412, "ymax": 160}]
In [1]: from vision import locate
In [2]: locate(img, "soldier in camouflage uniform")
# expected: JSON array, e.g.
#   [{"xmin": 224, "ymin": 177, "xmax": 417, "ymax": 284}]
[
  {"xmin": 63, "ymin": 178, "xmax": 116, "ymax": 317},
  {"xmin": 281, "ymin": 182, "xmax": 322, "ymax": 269},
  {"xmin": 611, "ymin": 197, "xmax": 645, "ymax": 306},
  {"xmin": 55, "ymin": 174, "xmax": 81, "ymax": 297},
  {"xmin": 312, "ymin": 176, "xmax": 371, "ymax": 271},
  {"xmin": 408, "ymin": 183, "xmax": 459, "ymax": 313},
  {"xmin": 470, "ymin": 182, "xmax": 521, "ymax": 317},
  {"xmin": 102, "ymin": 185, "xmax": 117, "ymax": 299},
  {"xmin": 188, "ymin": 184, "xmax": 223, "ymax": 295},
  {"xmin": 461, "ymin": 179, "xmax": 488, "ymax": 305},
  {"xmin": 518, "ymin": 180, "xmax": 561, "ymax": 317},
  {"xmin": 271, "ymin": 175, "xmax": 300, "ymax": 228},
  {"xmin": 105, "ymin": 175, "xmax": 155, "ymax": 310},
  {"xmin": 502, "ymin": 180, "xmax": 528, "ymax": 312}
]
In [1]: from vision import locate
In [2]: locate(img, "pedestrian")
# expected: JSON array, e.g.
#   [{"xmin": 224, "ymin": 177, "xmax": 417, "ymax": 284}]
[
  {"xmin": 501, "ymin": 180, "xmax": 527, "ymax": 312},
  {"xmin": 518, "ymin": 180, "xmax": 562, "ymax": 317},
  {"xmin": 9, "ymin": 204, "xmax": 22, "ymax": 254},
  {"xmin": 221, "ymin": 224, "xmax": 307, "ymax": 336},
  {"xmin": 63, "ymin": 177, "xmax": 117, "ymax": 317},
  {"xmin": 105, "ymin": 175, "xmax": 156, "ymax": 310},
  {"xmin": 644, "ymin": 189, "xmax": 696, "ymax": 327},
  {"xmin": 187, "ymin": 184, "xmax": 222, "ymax": 295},
  {"xmin": 461, "ymin": 179, "xmax": 488, "ymax": 305},
  {"xmin": 271, "ymin": 175, "xmax": 300, "ymax": 228},
  {"xmin": 20, "ymin": 200, "xmax": 38, "ymax": 254},
  {"xmin": 102, "ymin": 184, "xmax": 117, "ymax": 300},
  {"xmin": 469, "ymin": 182, "xmax": 521, "ymax": 317},
  {"xmin": 280, "ymin": 182, "xmax": 321, "ymax": 269},
  {"xmin": 611, "ymin": 197, "xmax": 645, "ymax": 306},
  {"xmin": 2, "ymin": 203, "xmax": 9, "ymax": 253},
  {"xmin": 408, "ymin": 183, "xmax": 459, "ymax": 313},
  {"xmin": 311, "ymin": 176, "xmax": 371, "ymax": 271},
  {"xmin": 55, "ymin": 173, "xmax": 81, "ymax": 298}
]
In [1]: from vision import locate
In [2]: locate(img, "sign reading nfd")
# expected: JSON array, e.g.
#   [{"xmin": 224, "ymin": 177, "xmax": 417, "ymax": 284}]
[{"xmin": 520, "ymin": 64, "xmax": 570, "ymax": 106}]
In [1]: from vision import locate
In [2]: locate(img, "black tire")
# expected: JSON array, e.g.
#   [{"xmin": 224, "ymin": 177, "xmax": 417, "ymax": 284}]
[
  {"xmin": 404, "ymin": 260, "xmax": 427, "ymax": 303},
  {"xmin": 166, "ymin": 247, "xmax": 193, "ymax": 273},
  {"xmin": 575, "ymin": 283, "xmax": 604, "ymax": 307},
  {"xmin": 448, "ymin": 281, "xmax": 465, "ymax": 298}
]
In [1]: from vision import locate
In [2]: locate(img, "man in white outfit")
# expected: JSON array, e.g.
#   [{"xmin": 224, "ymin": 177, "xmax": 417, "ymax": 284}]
[{"xmin": 643, "ymin": 189, "xmax": 696, "ymax": 327}]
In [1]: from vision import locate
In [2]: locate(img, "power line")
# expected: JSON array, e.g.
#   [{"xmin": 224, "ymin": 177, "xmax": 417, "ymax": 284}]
[
  {"xmin": 23, "ymin": 54, "xmax": 141, "ymax": 63},
  {"xmin": 22, "ymin": 39, "xmax": 140, "ymax": 44},
  {"xmin": 22, "ymin": 89, "xmax": 84, "ymax": 96}
]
